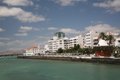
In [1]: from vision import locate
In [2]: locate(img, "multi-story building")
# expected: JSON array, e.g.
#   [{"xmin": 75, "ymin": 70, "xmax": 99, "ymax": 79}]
[
  {"xmin": 69, "ymin": 36, "xmax": 79, "ymax": 48},
  {"xmin": 48, "ymin": 32, "xmax": 69, "ymax": 52},
  {"xmin": 48, "ymin": 37, "xmax": 70, "ymax": 52},
  {"xmin": 93, "ymin": 32, "xmax": 120, "ymax": 47},
  {"xmin": 69, "ymin": 35, "xmax": 85, "ymax": 48},
  {"xmin": 44, "ymin": 45, "xmax": 49, "ymax": 52},
  {"xmin": 114, "ymin": 36, "xmax": 120, "ymax": 47},
  {"xmin": 47, "ymin": 32, "xmax": 85, "ymax": 52},
  {"xmin": 78, "ymin": 35, "xmax": 85, "ymax": 48},
  {"xmin": 93, "ymin": 37, "xmax": 99, "ymax": 47},
  {"xmin": 85, "ymin": 31, "xmax": 99, "ymax": 48}
]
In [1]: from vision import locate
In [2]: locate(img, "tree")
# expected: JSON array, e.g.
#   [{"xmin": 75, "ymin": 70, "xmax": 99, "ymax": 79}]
[
  {"xmin": 83, "ymin": 48, "xmax": 90, "ymax": 54},
  {"xmin": 106, "ymin": 35, "xmax": 114, "ymax": 46},
  {"xmin": 78, "ymin": 48, "xmax": 84, "ymax": 53},
  {"xmin": 63, "ymin": 50, "xmax": 67, "ymax": 53},
  {"xmin": 45, "ymin": 50, "xmax": 50, "ymax": 53},
  {"xmin": 98, "ymin": 32, "xmax": 107, "ymax": 40},
  {"xmin": 57, "ymin": 48, "xmax": 63, "ymax": 53},
  {"xmin": 73, "ymin": 44, "xmax": 77, "ymax": 50},
  {"xmin": 76, "ymin": 44, "xmax": 80, "ymax": 49},
  {"xmin": 88, "ymin": 46, "xmax": 92, "ymax": 54}
]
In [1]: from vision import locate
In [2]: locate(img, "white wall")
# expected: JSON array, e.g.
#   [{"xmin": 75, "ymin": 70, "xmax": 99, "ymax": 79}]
[
  {"xmin": 115, "ymin": 38, "xmax": 120, "ymax": 46},
  {"xmin": 85, "ymin": 31, "xmax": 98, "ymax": 48}
]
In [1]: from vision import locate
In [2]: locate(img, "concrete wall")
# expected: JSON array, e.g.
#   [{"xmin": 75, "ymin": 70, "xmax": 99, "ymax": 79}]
[{"xmin": 17, "ymin": 56, "xmax": 120, "ymax": 65}]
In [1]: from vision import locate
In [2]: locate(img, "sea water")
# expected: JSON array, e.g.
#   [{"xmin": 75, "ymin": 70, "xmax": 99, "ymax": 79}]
[{"xmin": 0, "ymin": 56, "xmax": 120, "ymax": 80}]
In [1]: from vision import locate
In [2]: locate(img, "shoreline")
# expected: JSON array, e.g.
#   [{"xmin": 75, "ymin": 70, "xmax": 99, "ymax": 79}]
[{"xmin": 17, "ymin": 56, "xmax": 120, "ymax": 65}]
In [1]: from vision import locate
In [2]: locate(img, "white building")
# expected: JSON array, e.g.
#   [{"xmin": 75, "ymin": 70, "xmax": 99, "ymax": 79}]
[
  {"xmin": 106, "ymin": 32, "xmax": 119, "ymax": 36},
  {"xmin": 85, "ymin": 31, "xmax": 99, "ymax": 48},
  {"xmin": 92, "ymin": 32, "xmax": 120, "ymax": 47},
  {"xmin": 78, "ymin": 35, "xmax": 85, "ymax": 48},
  {"xmin": 23, "ymin": 46, "xmax": 45, "ymax": 56},
  {"xmin": 93, "ymin": 37, "xmax": 99, "ymax": 47},
  {"xmin": 69, "ymin": 36, "xmax": 79, "ymax": 48},
  {"xmin": 23, "ymin": 47, "xmax": 39, "ymax": 56},
  {"xmin": 69, "ymin": 35, "xmax": 85, "ymax": 48},
  {"xmin": 47, "ymin": 32, "xmax": 85, "ymax": 52},
  {"xmin": 115, "ymin": 37, "xmax": 120, "ymax": 47},
  {"xmin": 39, "ymin": 48, "xmax": 45, "ymax": 54},
  {"xmin": 44, "ymin": 45, "xmax": 49, "ymax": 52},
  {"xmin": 48, "ymin": 37, "xmax": 70, "ymax": 52}
]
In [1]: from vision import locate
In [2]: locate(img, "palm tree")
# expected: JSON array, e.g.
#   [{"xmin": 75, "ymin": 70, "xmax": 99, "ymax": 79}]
[
  {"xmin": 106, "ymin": 35, "xmax": 114, "ymax": 46},
  {"xmin": 98, "ymin": 32, "xmax": 107, "ymax": 40}
]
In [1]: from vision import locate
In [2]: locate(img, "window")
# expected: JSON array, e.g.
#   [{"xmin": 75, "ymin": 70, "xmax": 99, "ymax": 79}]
[
  {"xmin": 86, "ymin": 34, "xmax": 90, "ymax": 36},
  {"xmin": 94, "ymin": 43, "xmax": 98, "ymax": 45},
  {"xmin": 94, "ymin": 39, "xmax": 98, "ymax": 42},
  {"xmin": 118, "ymin": 40, "xmax": 120, "ymax": 43},
  {"xmin": 86, "ymin": 40, "xmax": 90, "ymax": 42}
]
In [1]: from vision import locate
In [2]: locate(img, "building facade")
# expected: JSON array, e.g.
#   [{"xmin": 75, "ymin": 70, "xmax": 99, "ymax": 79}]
[
  {"xmin": 23, "ymin": 46, "xmax": 45, "ymax": 56},
  {"xmin": 85, "ymin": 31, "xmax": 99, "ymax": 48},
  {"xmin": 47, "ymin": 32, "xmax": 85, "ymax": 52},
  {"xmin": 23, "ymin": 47, "xmax": 39, "ymax": 56},
  {"xmin": 47, "ymin": 31, "xmax": 120, "ymax": 53}
]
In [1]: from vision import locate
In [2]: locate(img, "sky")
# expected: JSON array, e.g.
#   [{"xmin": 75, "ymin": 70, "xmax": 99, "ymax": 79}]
[{"xmin": 0, "ymin": 0, "xmax": 120, "ymax": 51}]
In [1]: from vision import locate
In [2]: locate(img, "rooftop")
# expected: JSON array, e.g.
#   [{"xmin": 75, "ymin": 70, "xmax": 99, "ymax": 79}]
[
  {"xmin": 98, "ymin": 39, "xmax": 108, "ymax": 46},
  {"xmin": 27, "ymin": 47, "xmax": 38, "ymax": 50}
]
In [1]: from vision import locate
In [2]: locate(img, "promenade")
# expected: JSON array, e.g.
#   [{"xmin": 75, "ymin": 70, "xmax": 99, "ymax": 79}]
[{"xmin": 17, "ymin": 54, "xmax": 120, "ymax": 65}]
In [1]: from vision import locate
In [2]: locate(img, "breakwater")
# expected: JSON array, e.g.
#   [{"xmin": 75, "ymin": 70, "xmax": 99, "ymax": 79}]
[{"xmin": 17, "ymin": 56, "xmax": 120, "ymax": 65}]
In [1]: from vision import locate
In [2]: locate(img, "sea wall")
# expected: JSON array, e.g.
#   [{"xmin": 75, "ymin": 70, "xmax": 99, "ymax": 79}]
[{"xmin": 17, "ymin": 56, "xmax": 120, "ymax": 65}]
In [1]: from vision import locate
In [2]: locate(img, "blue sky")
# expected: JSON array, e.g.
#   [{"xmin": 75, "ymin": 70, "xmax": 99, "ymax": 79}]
[{"xmin": 0, "ymin": 0, "xmax": 120, "ymax": 51}]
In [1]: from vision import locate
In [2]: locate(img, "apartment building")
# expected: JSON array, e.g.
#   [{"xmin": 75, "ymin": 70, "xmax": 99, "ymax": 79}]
[
  {"xmin": 47, "ymin": 32, "xmax": 85, "ymax": 52},
  {"xmin": 93, "ymin": 36, "xmax": 99, "ymax": 47},
  {"xmin": 48, "ymin": 32, "xmax": 69, "ymax": 52},
  {"xmin": 69, "ymin": 35, "xmax": 85, "ymax": 48},
  {"xmin": 48, "ymin": 37, "xmax": 70, "ymax": 52},
  {"xmin": 114, "ymin": 36, "xmax": 120, "ymax": 47},
  {"xmin": 85, "ymin": 31, "xmax": 99, "ymax": 48}
]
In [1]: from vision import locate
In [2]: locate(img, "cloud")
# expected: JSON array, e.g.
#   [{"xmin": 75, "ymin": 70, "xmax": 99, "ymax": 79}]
[
  {"xmin": 44, "ymin": 7, "xmax": 50, "ymax": 11},
  {"xmin": 35, "ymin": 4, "xmax": 40, "ymax": 10},
  {"xmin": 93, "ymin": 0, "xmax": 120, "ymax": 13},
  {"xmin": 0, "ymin": 42, "xmax": 5, "ymax": 46},
  {"xmin": 3, "ymin": 0, "xmax": 33, "ymax": 6},
  {"xmin": 4, "ymin": 40, "xmax": 48, "ymax": 48},
  {"xmin": 0, "ymin": 18, "xmax": 5, "ymax": 20},
  {"xmin": 0, "ymin": 49, "xmax": 25, "ymax": 54},
  {"xmin": 37, "ymin": 36, "xmax": 51, "ymax": 39},
  {"xmin": 52, "ymin": 0, "xmax": 87, "ymax": 6},
  {"xmin": 0, "ymin": 6, "xmax": 45, "ymax": 22},
  {"xmin": 0, "ymin": 37, "xmax": 10, "ymax": 40},
  {"xmin": 0, "ymin": 28, "xmax": 4, "ymax": 32},
  {"xmin": 18, "ymin": 26, "xmax": 40, "ymax": 32},
  {"xmin": 84, "ymin": 24, "xmax": 120, "ymax": 33},
  {"xmin": 33, "ymin": 28, "xmax": 40, "ymax": 31},
  {"xmin": 60, "ymin": 28, "xmax": 81, "ymax": 34},
  {"xmin": 20, "ymin": 26, "xmax": 33, "ymax": 30},
  {"xmin": 18, "ymin": 26, "xmax": 33, "ymax": 32},
  {"xmin": 48, "ymin": 27, "xmax": 58, "ymax": 30},
  {"xmin": 14, "ymin": 33, "xmax": 28, "ymax": 36},
  {"xmin": 6, "ymin": 40, "xmax": 22, "ymax": 46},
  {"xmin": 61, "ymin": 24, "xmax": 120, "ymax": 35},
  {"xmin": 91, "ymin": 21, "xmax": 102, "ymax": 24}
]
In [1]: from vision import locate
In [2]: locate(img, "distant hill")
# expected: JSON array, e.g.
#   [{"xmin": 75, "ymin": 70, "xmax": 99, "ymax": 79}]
[{"xmin": 0, "ymin": 49, "xmax": 25, "ymax": 54}]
